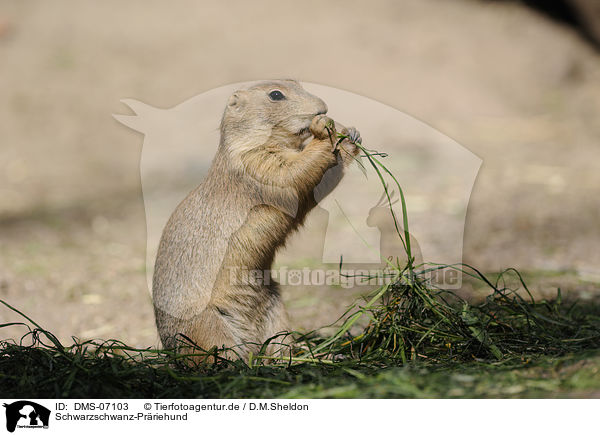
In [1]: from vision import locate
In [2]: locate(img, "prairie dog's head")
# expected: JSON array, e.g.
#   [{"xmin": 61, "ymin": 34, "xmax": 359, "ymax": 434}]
[{"xmin": 220, "ymin": 80, "xmax": 327, "ymax": 152}]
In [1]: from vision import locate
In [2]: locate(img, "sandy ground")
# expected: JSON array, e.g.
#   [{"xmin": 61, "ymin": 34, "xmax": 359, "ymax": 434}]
[{"xmin": 1, "ymin": 0, "xmax": 599, "ymax": 347}]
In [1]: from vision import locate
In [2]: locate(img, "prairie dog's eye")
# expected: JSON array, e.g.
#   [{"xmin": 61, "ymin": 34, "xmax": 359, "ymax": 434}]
[{"xmin": 268, "ymin": 90, "xmax": 285, "ymax": 101}]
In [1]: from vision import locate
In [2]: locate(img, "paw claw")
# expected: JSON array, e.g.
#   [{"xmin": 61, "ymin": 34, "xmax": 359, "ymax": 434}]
[{"xmin": 345, "ymin": 127, "xmax": 362, "ymax": 145}]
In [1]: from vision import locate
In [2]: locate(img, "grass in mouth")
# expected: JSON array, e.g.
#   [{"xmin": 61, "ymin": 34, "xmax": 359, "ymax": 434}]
[{"xmin": 1, "ymin": 132, "xmax": 599, "ymax": 398}]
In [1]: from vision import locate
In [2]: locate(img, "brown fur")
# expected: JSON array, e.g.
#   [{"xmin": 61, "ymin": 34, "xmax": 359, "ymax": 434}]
[{"xmin": 152, "ymin": 80, "xmax": 359, "ymax": 360}]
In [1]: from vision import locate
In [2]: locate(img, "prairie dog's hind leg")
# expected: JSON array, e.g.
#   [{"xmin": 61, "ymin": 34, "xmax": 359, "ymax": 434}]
[{"xmin": 260, "ymin": 295, "xmax": 292, "ymax": 356}]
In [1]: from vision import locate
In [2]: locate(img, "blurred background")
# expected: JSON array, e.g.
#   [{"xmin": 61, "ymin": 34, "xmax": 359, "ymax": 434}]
[{"xmin": 1, "ymin": 0, "xmax": 599, "ymax": 347}]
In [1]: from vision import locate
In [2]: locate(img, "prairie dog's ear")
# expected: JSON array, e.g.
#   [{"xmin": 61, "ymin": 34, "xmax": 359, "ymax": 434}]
[{"xmin": 227, "ymin": 90, "xmax": 247, "ymax": 112}]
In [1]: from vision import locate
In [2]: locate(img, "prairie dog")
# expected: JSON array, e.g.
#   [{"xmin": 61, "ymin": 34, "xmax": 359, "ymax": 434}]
[{"xmin": 152, "ymin": 80, "xmax": 360, "ymax": 360}]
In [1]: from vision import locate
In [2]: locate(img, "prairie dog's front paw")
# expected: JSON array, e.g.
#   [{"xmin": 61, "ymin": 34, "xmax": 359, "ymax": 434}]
[
  {"xmin": 343, "ymin": 127, "xmax": 362, "ymax": 145},
  {"xmin": 338, "ymin": 126, "xmax": 361, "ymax": 157},
  {"xmin": 310, "ymin": 114, "xmax": 335, "ymax": 140}
]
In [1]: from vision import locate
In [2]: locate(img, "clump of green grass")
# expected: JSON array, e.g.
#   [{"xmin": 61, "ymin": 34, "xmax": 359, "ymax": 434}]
[
  {"xmin": 303, "ymin": 268, "xmax": 600, "ymax": 364},
  {"xmin": 1, "ymin": 134, "xmax": 599, "ymax": 398},
  {"xmin": 2, "ymin": 309, "xmax": 600, "ymax": 398},
  {"xmin": 282, "ymin": 134, "xmax": 600, "ymax": 365}
]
